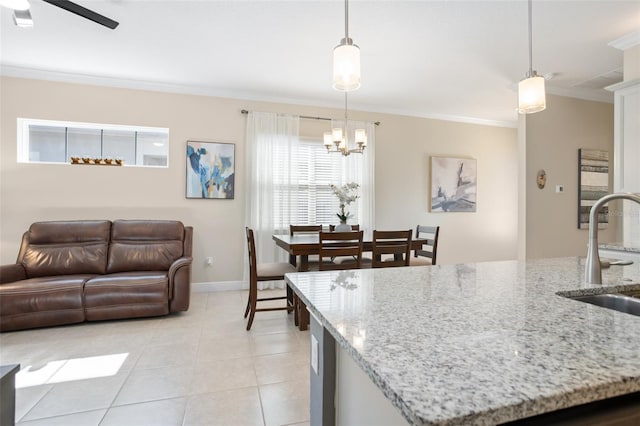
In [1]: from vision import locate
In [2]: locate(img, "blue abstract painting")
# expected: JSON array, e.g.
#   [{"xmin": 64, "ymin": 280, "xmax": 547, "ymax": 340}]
[{"xmin": 186, "ymin": 141, "xmax": 235, "ymax": 199}]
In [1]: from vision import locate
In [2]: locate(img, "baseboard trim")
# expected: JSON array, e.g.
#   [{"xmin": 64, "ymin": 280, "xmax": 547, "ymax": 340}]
[
  {"xmin": 192, "ymin": 280, "xmax": 287, "ymax": 292},
  {"xmin": 192, "ymin": 281, "xmax": 247, "ymax": 292}
]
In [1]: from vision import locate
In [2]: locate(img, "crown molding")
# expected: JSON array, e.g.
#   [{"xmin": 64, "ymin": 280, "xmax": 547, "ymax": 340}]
[
  {"xmin": 1, "ymin": 65, "xmax": 520, "ymax": 128},
  {"xmin": 609, "ymin": 31, "xmax": 640, "ymax": 51},
  {"xmin": 605, "ymin": 78, "xmax": 640, "ymax": 92}
]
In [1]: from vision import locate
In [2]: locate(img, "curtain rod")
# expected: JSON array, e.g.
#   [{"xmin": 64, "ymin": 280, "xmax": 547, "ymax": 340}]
[{"xmin": 240, "ymin": 109, "xmax": 380, "ymax": 126}]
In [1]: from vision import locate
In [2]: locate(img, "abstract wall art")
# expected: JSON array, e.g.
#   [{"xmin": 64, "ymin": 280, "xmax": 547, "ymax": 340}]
[
  {"xmin": 578, "ymin": 149, "xmax": 609, "ymax": 229},
  {"xmin": 186, "ymin": 141, "xmax": 235, "ymax": 199},
  {"xmin": 430, "ymin": 156, "xmax": 477, "ymax": 212}
]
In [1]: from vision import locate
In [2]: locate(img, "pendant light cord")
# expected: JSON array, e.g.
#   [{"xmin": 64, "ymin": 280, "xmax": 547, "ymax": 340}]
[
  {"xmin": 528, "ymin": 0, "xmax": 533, "ymax": 77},
  {"xmin": 344, "ymin": 92, "xmax": 349, "ymax": 137},
  {"xmin": 344, "ymin": 0, "xmax": 349, "ymax": 40}
]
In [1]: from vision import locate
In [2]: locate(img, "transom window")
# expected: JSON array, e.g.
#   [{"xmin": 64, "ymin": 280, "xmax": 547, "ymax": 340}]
[{"xmin": 17, "ymin": 118, "xmax": 169, "ymax": 167}]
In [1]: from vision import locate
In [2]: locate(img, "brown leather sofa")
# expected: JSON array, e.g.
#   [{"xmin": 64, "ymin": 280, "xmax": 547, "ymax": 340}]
[{"xmin": 0, "ymin": 220, "xmax": 193, "ymax": 332}]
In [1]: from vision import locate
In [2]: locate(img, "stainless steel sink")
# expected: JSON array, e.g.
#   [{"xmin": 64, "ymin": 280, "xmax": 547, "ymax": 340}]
[{"xmin": 570, "ymin": 293, "xmax": 640, "ymax": 317}]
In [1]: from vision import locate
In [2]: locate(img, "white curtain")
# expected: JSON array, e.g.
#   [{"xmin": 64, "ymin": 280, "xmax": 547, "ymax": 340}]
[
  {"xmin": 330, "ymin": 119, "xmax": 376, "ymax": 234},
  {"xmin": 245, "ymin": 111, "xmax": 300, "ymax": 288}
]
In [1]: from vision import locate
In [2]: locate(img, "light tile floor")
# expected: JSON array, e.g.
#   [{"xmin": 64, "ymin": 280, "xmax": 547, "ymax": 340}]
[{"xmin": 0, "ymin": 289, "xmax": 310, "ymax": 426}]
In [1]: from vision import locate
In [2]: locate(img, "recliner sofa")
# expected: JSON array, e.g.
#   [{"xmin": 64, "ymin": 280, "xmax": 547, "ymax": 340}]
[{"xmin": 0, "ymin": 219, "xmax": 193, "ymax": 332}]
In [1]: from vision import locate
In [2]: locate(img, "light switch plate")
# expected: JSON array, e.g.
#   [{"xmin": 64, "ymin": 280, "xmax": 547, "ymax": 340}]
[
  {"xmin": 556, "ymin": 185, "xmax": 564, "ymax": 193},
  {"xmin": 311, "ymin": 335, "xmax": 319, "ymax": 375}
]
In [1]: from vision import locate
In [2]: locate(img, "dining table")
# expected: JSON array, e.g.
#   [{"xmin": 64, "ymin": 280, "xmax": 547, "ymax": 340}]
[{"xmin": 272, "ymin": 232, "xmax": 427, "ymax": 330}]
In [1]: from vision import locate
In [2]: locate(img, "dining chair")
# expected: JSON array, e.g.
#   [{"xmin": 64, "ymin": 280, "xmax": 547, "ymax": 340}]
[
  {"xmin": 318, "ymin": 231, "xmax": 364, "ymax": 270},
  {"xmin": 369, "ymin": 229, "xmax": 413, "ymax": 268},
  {"xmin": 329, "ymin": 224, "xmax": 360, "ymax": 231},
  {"xmin": 410, "ymin": 225, "xmax": 440, "ymax": 266},
  {"xmin": 289, "ymin": 224, "xmax": 323, "ymax": 269},
  {"xmin": 244, "ymin": 227, "xmax": 296, "ymax": 330}
]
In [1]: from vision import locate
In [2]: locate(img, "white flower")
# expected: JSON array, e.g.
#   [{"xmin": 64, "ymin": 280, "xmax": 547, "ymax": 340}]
[{"xmin": 330, "ymin": 182, "xmax": 359, "ymax": 222}]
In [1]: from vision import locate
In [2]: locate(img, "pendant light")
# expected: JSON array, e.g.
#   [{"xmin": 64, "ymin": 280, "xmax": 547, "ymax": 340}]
[
  {"xmin": 323, "ymin": 92, "xmax": 367, "ymax": 156},
  {"xmin": 333, "ymin": 0, "xmax": 361, "ymax": 91},
  {"xmin": 518, "ymin": 0, "xmax": 546, "ymax": 114}
]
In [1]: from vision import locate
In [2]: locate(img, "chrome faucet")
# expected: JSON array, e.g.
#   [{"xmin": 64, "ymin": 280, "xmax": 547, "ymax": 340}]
[{"xmin": 585, "ymin": 192, "xmax": 640, "ymax": 284}]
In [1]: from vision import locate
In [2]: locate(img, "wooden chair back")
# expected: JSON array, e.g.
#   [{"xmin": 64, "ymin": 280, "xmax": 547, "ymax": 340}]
[
  {"xmin": 244, "ymin": 227, "xmax": 293, "ymax": 330},
  {"xmin": 414, "ymin": 225, "xmax": 440, "ymax": 265},
  {"xmin": 289, "ymin": 224, "xmax": 323, "ymax": 266},
  {"xmin": 329, "ymin": 224, "xmax": 360, "ymax": 231},
  {"xmin": 289, "ymin": 225, "xmax": 323, "ymax": 236},
  {"xmin": 246, "ymin": 227, "xmax": 259, "ymax": 284},
  {"xmin": 318, "ymin": 231, "xmax": 364, "ymax": 270},
  {"xmin": 371, "ymin": 230, "xmax": 413, "ymax": 268}
]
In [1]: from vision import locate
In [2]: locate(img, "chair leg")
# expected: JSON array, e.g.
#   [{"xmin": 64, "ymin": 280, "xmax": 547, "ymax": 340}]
[
  {"xmin": 243, "ymin": 292, "xmax": 251, "ymax": 318},
  {"xmin": 246, "ymin": 295, "xmax": 257, "ymax": 330},
  {"xmin": 246, "ymin": 281, "xmax": 258, "ymax": 330}
]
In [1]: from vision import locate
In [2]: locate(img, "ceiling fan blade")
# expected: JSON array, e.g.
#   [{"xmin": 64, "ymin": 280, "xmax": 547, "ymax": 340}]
[{"xmin": 42, "ymin": 0, "xmax": 119, "ymax": 29}]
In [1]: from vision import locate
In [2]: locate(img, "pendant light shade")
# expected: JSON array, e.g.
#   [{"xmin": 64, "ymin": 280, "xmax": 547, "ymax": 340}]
[
  {"xmin": 332, "ymin": 0, "xmax": 361, "ymax": 92},
  {"xmin": 518, "ymin": 0, "xmax": 546, "ymax": 114},
  {"xmin": 333, "ymin": 41, "xmax": 361, "ymax": 91},
  {"xmin": 518, "ymin": 73, "xmax": 546, "ymax": 114}
]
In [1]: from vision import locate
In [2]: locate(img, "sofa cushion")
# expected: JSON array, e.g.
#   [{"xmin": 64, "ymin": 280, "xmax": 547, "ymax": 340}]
[
  {"xmin": 22, "ymin": 221, "xmax": 111, "ymax": 278},
  {"xmin": 107, "ymin": 220, "xmax": 185, "ymax": 273},
  {"xmin": 0, "ymin": 275, "xmax": 89, "ymax": 331},
  {"xmin": 84, "ymin": 272, "xmax": 169, "ymax": 321}
]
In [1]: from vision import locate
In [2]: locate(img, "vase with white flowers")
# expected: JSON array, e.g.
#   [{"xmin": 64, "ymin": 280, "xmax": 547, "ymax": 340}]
[{"xmin": 330, "ymin": 182, "xmax": 359, "ymax": 231}]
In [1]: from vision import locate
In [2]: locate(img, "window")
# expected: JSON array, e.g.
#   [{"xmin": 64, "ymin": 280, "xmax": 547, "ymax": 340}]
[
  {"xmin": 272, "ymin": 137, "xmax": 360, "ymax": 227},
  {"xmin": 17, "ymin": 119, "xmax": 169, "ymax": 167}
]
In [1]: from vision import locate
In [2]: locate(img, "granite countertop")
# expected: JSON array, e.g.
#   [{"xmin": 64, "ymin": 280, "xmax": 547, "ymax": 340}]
[
  {"xmin": 599, "ymin": 242, "xmax": 640, "ymax": 254},
  {"xmin": 285, "ymin": 257, "xmax": 640, "ymax": 425}
]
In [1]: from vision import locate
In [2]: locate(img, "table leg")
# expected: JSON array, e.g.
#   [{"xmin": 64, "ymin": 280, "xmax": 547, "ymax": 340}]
[
  {"xmin": 295, "ymin": 255, "xmax": 310, "ymax": 330},
  {"xmin": 299, "ymin": 255, "xmax": 309, "ymax": 272},
  {"xmin": 298, "ymin": 300, "xmax": 309, "ymax": 331}
]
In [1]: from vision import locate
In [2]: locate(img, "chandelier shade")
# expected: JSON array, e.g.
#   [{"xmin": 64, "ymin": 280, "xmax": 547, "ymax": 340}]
[
  {"xmin": 518, "ymin": 0, "xmax": 546, "ymax": 115},
  {"xmin": 323, "ymin": 93, "xmax": 367, "ymax": 157}
]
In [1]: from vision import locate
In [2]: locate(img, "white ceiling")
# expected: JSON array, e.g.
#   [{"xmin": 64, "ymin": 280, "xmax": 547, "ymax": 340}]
[{"xmin": 1, "ymin": 0, "xmax": 639, "ymax": 127}]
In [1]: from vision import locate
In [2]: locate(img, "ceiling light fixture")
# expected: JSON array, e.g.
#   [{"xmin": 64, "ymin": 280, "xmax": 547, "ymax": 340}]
[
  {"xmin": 518, "ymin": 0, "xmax": 546, "ymax": 114},
  {"xmin": 0, "ymin": 0, "xmax": 29, "ymax": 10},
  {"xmin": 332, "ymin": 0, "xmax": 360, "ymax": 91},
  {"xmin": 323, "ymin": 92, "xmax": 367, "ymax": 157},
  {"xmin": 13, "ymin": 8, "xmax": 33, "ymax": 27}
]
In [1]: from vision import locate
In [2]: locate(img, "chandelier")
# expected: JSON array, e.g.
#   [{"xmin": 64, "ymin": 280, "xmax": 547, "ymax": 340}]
[
  {"xmin": 323, "ymin": 92, "xmax": 367, "ymax": 156},
  {"xmin": 323, "ymin": 0, "xmax": 366, "ymax": 156},
  {"xmin": 518, "ymin": 0, "xmax": 546, "ymax": 114}
]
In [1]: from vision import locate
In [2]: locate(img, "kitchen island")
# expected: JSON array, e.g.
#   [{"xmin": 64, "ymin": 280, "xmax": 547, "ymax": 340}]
[{"xmin": 285, "ymin": 257, "xmax": 640, "ymax": 425}]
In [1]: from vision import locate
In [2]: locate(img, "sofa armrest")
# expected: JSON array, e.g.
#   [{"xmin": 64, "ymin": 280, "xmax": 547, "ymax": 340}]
[
  {"xmin": 0, "ymin": 264, "xmax": 27, "ymax": 284},
  {"xmin": 168, "ymin": 256, "xmax": 193, "ymax": 313}
]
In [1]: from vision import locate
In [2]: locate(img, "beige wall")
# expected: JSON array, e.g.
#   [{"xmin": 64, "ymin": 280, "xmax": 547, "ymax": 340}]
[
  {"xmin": 0, "ymin": 76, "xmax": 518, "ymax": 284},
  {"xmin": 523, "ymin": 94, "xmax": 616, "ymax": 259},
  {"xmin": 373, "ymin": 115, "xmax": 518, "ymax": 264}
]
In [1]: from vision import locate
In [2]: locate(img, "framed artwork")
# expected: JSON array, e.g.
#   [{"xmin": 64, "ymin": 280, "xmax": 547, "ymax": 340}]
[
  {"xmin": 430, "ymin": 156, "xmax": 477, "ymax": 212},
  {"xmin": 186, "ymin": 141, "xmax": 235, "ymax": 199},
  {"xmin": 578, "ymin": 149, "xmax": 609, "ymax": 229}
]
